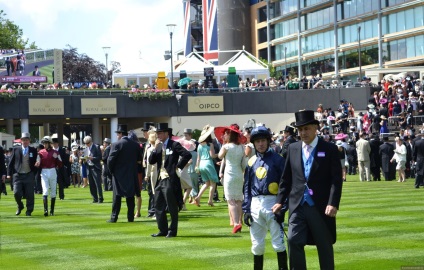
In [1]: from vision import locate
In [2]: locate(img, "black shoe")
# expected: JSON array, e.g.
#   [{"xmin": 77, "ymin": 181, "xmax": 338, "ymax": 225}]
[
  {"xmin": 166, "ymin": 232, "xmax": 177, "ymax": 238},
  {"xmin": 16, "ymin": 206, "xmax": 24, "ymax": 215},
  {"xmin": 25, "ymin": 212, "xmax": 31, "ymax": 216},
  {"xmin": 146, "ymin": 214, "xmax": 154, "ymax": 218},
  {"xmin": 214, "ymin": 199, "xmax": 221, "ymax": 203},
  {"xmin": 98, "ymin": 199, "xmax": 104, "ymax": 203},
  {"xmin": 92, "ymin": 200, "xmax": 98, "ymax": 203},
  {"xmin": 128, "ymin": 219, "xmax": 134, "ymax": 222},
  {"xmin": 106, "ymin": 219, "xmax": 117, "ymax": 223},
  {"xmin": 151, "ymin": 232, "xmax": 167, "ymax": 237}
]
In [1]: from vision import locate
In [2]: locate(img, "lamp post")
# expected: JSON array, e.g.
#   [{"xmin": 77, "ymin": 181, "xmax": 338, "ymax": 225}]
[
  {"xmin": 167, "ymin": 24, "xmax": 176, "ymax": 90},
  {"xmin": 357, "ymin": 26, "xmax": 362, "ymax": 81},
  {"xmin": 284, "ymin": 46, "xmax": 287, "ymax": 80},
  {"xmin": 102, "ymin": 46, "xmax": 111, "ymax": 84}
]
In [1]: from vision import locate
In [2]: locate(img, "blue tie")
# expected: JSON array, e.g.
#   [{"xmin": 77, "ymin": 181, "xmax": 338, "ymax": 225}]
[{"xmin": 23, "ymin": 148, "xmax": 28, "ymax": 156}]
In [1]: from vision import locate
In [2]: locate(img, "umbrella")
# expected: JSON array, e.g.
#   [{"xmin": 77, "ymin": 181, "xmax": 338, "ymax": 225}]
[{"xmin": 177, "ymin": 77, "xmax": 192, "ymax": 87}]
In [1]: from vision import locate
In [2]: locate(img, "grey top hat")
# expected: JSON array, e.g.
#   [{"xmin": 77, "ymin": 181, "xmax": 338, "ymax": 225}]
[
  {"xmin": 183, "ymin": 128, "xmax": 193, "ymax": 134},
  {"xmin": 103, "ymin": 138, "xmax": 111, "ymax": 144},
  {"xmin": 21, "ymin": 132, "xmax": 31, "ymax": 139},
  {"xmin": 156, "ymin": 123, "xmax": 171, "ymax": 132}
]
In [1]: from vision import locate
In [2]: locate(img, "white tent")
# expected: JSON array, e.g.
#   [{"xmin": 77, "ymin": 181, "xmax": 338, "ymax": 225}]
[
  {"xmin": 214, "ymin": 50, "xmax": 269, "ymax": 80},
  {"xmin": 172, "ymin": 52, "xmax": 214, "ymax": 81}
]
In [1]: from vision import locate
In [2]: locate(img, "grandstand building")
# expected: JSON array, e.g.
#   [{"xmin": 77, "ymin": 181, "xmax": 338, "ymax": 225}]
[{"xmin": 250, "ymin": 0, "xmax": 424, "ymax": 81}]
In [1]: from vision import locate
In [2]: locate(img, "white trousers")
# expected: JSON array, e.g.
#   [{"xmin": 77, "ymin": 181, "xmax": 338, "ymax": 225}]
[
  {"xmin": 250, "ymin": 195, "xmax": 286, "ymax": 255},
  {"xmin": 41, "ymin": 168, "xmax": 57, "ymax": 198}
]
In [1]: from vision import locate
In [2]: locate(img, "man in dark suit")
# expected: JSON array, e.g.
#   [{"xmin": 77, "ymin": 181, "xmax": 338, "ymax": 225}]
[
  {"xmin": 107, "ymin": 128, "xmax": 142, "ymax": 222},
  {"xmin": 413, "ymin": 136, "xmax": 424, "ymax": 188},
  {"xmin": 0, "ymin": 145, "xmax": 7, "ymax": 197},
  {"xmin": 7, "ymin": 132, "xmax": 38, "ymax": 216},
  {"xmin": 369, "ymin": 134, "xmax": 382, "ymax": 181},
  {"xmin": 149, "ymin": 123, "xmax": 191, "ymax": 238},
  {"xmin": 272, "ymin": 110, "xmax": 343, "ymax": 270},
  {"xmin": 212, "ymin": 136, "xmax": 223, "ymax": 201},
  {"xmin": 102, "ymin": 138, "xmax": 113, "ymax": 191},
  {"xmin": 379, "ymin": 136, "xmax": 396, "ymax": 181},
  {"xmin": 280, "ymin": 125, "xmax": 297, "ymax": 159},
  {"xmin": 83, "ymin": 136, "xmax": 103, "ymax": 203},
  {"xmin": 52, "ymin": 138, "xmax": 68, "ymax": 199}
]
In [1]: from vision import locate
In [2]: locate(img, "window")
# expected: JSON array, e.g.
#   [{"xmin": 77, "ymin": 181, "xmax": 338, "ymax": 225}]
[
  {"xmin": 414, "ymin": 6, "xmax": 423, "ymax": 28},
  {"xmin": 416, "ymin": 35, "xmax": 424, "ymax": 57},
  {"xmin": 406, "ymin": 37, "xmax": 415, "ymax": 58},
  {"xmin": 258, "ymin": 27, "xmax": 268, "ymax": 44}
]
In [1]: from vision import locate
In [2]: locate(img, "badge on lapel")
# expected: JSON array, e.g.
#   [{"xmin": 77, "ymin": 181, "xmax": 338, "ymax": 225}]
[
  {"xmin": 317, "ymin": 152, "xmax": 325, "ymax": 157},
  {"xmin": 165, "ymin": 149, "xmax": 173, "ymax": 155},
  {"xmin": 29, "ymin": 153, "xmax": 33, "ymax": 158}
]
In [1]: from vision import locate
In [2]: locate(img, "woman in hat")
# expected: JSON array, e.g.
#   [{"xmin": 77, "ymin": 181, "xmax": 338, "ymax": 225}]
[
  {"xmin": 143, "ymin": 127, "xmax": 158, "ymax": 217},
  {"xmin": 69, "ymin": 146, "xmax": 81, "ymax": 187},
  {"xmin": 391, "ymin": 137, "xmax": 407, "ymax": 182},
  {"xmin": 194, "ymin": 125, "xmax": 219, "ymax": 207},
  {"xmin": 215, "ymin": 124, "xmax": 247, "ymax": 233}
]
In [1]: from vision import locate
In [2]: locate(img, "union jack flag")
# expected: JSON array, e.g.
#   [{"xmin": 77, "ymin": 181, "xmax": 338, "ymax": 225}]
[
  {"xmin": 183, "ymin": 0, "xmax": 191, "ymax": 56},
  {"xmin": 202, "ymin": 0, "xmax": 218, "ymax": 63}
]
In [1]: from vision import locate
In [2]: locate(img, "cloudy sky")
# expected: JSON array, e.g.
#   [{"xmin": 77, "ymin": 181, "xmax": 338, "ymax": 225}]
[{"xmin": 1, "ymin": 0, "xmax": 185, "ymax": 73}]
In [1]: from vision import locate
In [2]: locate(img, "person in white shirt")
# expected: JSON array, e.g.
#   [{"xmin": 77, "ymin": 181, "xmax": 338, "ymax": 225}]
[{"xmin": 391, "ymin": 137, "xmax": 407, "ymax": 182}]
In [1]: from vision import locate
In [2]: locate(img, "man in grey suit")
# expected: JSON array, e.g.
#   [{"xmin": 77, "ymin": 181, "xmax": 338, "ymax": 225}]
[
  {"xmin": 272, "ymin": 110, "xmax": 343, "ymax": 270},
  {"xmin": 83, "ymin": 136, "xmax": 103, "ymax": 203},
  {"xmin": 356, "ymin": 132, "xmax": 372, "ymax": 181},
  {"xmin": 413, "ymin": 136, "xmax": 424, "ymax": 188},
  {"xmin": 107, "ymin": 127, "xmax": 142, "ymax": 222}
]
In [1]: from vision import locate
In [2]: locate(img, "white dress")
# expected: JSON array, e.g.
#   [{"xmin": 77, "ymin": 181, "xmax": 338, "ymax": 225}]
[{"xmin": 223, "ymin": 143, "xmax": 245, "ymax": 201}]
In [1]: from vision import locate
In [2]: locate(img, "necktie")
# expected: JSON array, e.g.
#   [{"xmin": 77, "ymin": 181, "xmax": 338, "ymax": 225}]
[
  {"xmin": 23, "ymin": 147, "xmax": 28, "ymax": 156},
  {"xmin": 305, "ymin": 144, "xmax": 311, "ymax": 159}
]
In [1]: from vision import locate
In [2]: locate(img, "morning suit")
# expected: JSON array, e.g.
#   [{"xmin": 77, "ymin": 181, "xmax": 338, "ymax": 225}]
[
  {"xmin": 0, "ymin": 146, "xmax": 7, "ymax": 195},
  {"xmin": 149, "ymin": 139, "xmax": 191, "ymax": 236},
  {"xmin": 356, "ymin": 138, "xmax": 371, "ymax": 181},
  {"xmin": 281, "ymin": 135, "xmax": 297, "ymax": 159},
  {"xmin": 413, "ymin": 138, "xmax": 424, "ymax": 188},
  {"xmin": 7, "ymin": 146, "xmax": 38, "ymax": 214},
  {"xmin": 276, "ymin": 137, "xmax": 343, "ymax": 270},
  {"xmin": 107, "ymin": 137, "xmax": 142, "ymax": 222},
  {"xmin": 86, "ymin": 143, "xmax": 103, "ymax": 202},
  {"xmin": 102, "ymin": 144, "xmax": 112, "ymax": 191},
  {"xmin": 54, "ymin": 146, "xmax": 68, "ymax": 199},
  {"xmin": 369, "ymin": 137, "xmax": 382, "ymax": 181},
  {"xmin": 379, "ymin": 142, "xmax": 396, "ymax": 181}
]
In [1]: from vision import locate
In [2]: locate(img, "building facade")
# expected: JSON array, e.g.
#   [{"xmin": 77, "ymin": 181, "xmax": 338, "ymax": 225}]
[{"xmin": 251, "ymin": 0, "xmax": 424, "ymax": 81}]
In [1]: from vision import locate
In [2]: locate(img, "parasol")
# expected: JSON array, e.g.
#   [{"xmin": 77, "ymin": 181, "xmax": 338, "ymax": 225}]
[{"xmin": 177, "ymin": 77, "xmax": 192, "ymax": 87}]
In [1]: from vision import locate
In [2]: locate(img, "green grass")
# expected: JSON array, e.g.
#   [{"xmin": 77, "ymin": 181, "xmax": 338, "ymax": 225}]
[
  {"xmin": 1, "ymin": 176, "xmax": 423, "ymax": 270},
  {"xmin": 26, "ymin": 64, "xmax": 54, "ymax": 84}
]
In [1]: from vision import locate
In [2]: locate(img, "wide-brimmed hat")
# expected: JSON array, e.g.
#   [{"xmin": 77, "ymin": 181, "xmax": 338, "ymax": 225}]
[
  {"xmin": 177, "ymin": 139, "xmax": 196, "ymax": 151},
  {"xmin": 334, "ymin": 133, "xmax": 348, "ymax": 140},
  {"xmin": 71, "ymin": 146, "xmax": 78, "ymax": 151},
  {"xmin": 380, "ymin": 115, "xmax": 387, "ymax": 120},
  {"xmin": 21, "ymin": 132, "xmax": 30, "ymax": 139},
  {"xmin": 41, "ymin": 136, "xmax": 52, "ymax": 144},
  {"xmin": 284, "ymin": 125, "xmax": 295, "ymax": 134},
  {"xmin": 115, "ymin": 125, "xmax": 128, "ymax": 134},
  {"xmin": 379, "ymin": 98, "xmax": 388, "ymax": 104},
  {"xmin": 103, "ymin": 138, "xmax": 111, "ymax": 144},
  {"xmin": 198, "ymin": 125, "xmax": 215, "ymax": 143},
  {"xmin": 156, "ymin": 123, "xmax": 172, "ymax": 133},
  {"xmin": 293, "ymin": 110, "xmax": 319, "ymax": 127},
  {"xmin": 336, "ymin": 140, "xmax": 343, "ymax": 146},
  {"xmin": 214, "ymin": 124, "xmax": 247, "ymax": 144},
  {"xmin": 367, "ymin": 104, "xmax": 375, "ymax": 109},
  {"xmin": 142, "ymin": 122, "xmax": 155, "ymax": 131}
]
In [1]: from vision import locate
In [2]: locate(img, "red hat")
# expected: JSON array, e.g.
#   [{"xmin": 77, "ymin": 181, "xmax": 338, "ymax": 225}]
[{"xmin": 214, "ymin": 124, "xmax": 247, "ymax": 144}]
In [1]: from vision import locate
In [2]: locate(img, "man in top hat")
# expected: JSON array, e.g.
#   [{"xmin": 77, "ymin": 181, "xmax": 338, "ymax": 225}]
[
  {"xmin": 0, "ymin": 145, "xmax": 7, "ymax": 197},
  {"xmin": 379, "ymin": 135, "xmax": 396, "ymax": 181},
  {"xmin": 369, "ymin": 134, "xmax": 382, "ymax": 181},
  {"xmin": 83, "ymin": 135, "xmax": 103, "ymax": 203},
  {"xmin": 356, "ymin": 132, "xmax": 372, "ymax": 182},
  {"xmin": 413, "ymin": 135, "xmax": 424, "ymax": 188},
  {"xmin": 52, "ymin": 137, "xmax": 69, "ymax": 199},
  {"xmin": 149, "ymin": 123, "xmax": 191, "ymax": 238},
  {"xmin": 102, "ymin": 138, "xmax": 113, "ymax": 191},
  {"xmin": 280, "ymin": 125, "xmax": 297, "ymax": 159},
  {"xmin": 7, "ymin": 132, "xmax": 38, "ymax": 216},
  {"xmin": 272, "ymin": 110, "xmax": 343, "ymax": 270},
  {"xmin": 107, "ymin": 127, "xmax": 142, "ymax": 223}
]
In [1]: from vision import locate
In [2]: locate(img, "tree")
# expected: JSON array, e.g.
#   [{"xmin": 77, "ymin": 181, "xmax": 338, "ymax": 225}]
[
  {"xmin": 0, "ymin": 10, "xmax": 29, "ymax": 49},
  {"xmin": 62, "ymin": 45, "xmax": 118, "ymax": 84}
]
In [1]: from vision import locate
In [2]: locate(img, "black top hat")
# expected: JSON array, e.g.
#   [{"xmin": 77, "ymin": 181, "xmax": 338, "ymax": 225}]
[
  {"xmin": 142, "ymin": 122, "xmax": 155, "ymax": 131},
  {"xmin": 293, "ymin": 110, "xmax": 319, "ymax": 127},
  {"xmin": 115, "ymin": 124, "xmax": 128, "ymax": 134},
  {"xmin": 52, "ymin": 138, "xmax": 59, "ymax": 143},
  {"xmin": 156, "ymin": 123, "xmax": 171, "ymax": 132},
  {"xmin": 284, "ymin": 125, "xmax": 295, "ymax": 134}
]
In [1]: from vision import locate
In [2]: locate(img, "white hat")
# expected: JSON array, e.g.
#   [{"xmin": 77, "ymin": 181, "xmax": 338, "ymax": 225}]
[
  {"xmin": 41, "ymin": 136, "xmax": 52, "ymax": 143},
  {"xmin": 198, "ymin": 125, "xmax": 215, "ymax": 143},
  {"xmin": 21, "ymin": 132, "xmax": 31, "ymax": 139}
]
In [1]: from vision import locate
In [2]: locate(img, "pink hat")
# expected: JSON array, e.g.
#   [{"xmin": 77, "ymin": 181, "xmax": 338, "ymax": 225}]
[{"xmin": 334, "ymin": 133, "xmax": 348, "ymax": 140}]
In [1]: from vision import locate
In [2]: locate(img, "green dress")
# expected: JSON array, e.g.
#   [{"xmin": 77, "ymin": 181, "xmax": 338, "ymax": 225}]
[{"xmin": 198, "ymin": 143, "xmax": 219, "ymax": 183}]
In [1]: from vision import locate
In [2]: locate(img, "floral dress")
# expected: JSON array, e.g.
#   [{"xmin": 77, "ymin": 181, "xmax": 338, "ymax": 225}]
[{"xmin": 70, "ymin": 153, "xmax": 80, "ymax": 175}]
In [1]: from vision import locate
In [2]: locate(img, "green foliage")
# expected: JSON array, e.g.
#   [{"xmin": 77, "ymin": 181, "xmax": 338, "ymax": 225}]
[
  {"xmin": 0, "ymin": 10, "xmax": 30, "ymax": 49},
  {"xmin": 260, "ymin": 57, "xmax": 278, "ymax": 78},
  {"xmin": 0, "ymin": 176, "xmax": 423, "ymax": 269}
]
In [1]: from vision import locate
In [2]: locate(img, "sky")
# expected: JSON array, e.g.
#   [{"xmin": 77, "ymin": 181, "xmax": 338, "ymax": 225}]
[{"xmin": 0, "ymin": 0, "xmax": 185, "ymax": 73}]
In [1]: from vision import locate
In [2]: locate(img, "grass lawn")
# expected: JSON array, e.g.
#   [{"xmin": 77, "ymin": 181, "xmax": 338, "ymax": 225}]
[
  {"xmin": 25, "ymin": 64, "xmax": 54, "ymax": 84},
  {"xmin": 1, "ymin": 175, "xmax": 423, "ymax": 270}
]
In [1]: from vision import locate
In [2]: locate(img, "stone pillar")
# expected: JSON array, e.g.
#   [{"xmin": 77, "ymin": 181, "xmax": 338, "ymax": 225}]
[
  {"xmin": 6, "ymin": 119, "xmax": 13, "ymax": 135},
  {"xmin": 20, "ymin": 119, "xmax": 29, "ymax": 133},
  {"xmin": 110, "ymin": 117, "xmax": 119, "ymax": 143},
  {"xmin": 92, "ymin": 118, "xmax": 100, "ymax": 144}
]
